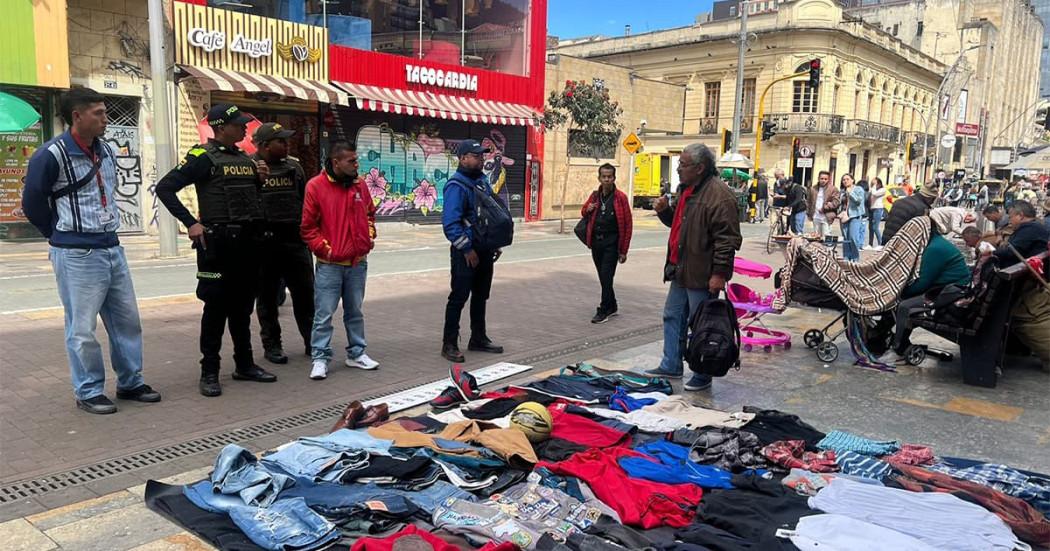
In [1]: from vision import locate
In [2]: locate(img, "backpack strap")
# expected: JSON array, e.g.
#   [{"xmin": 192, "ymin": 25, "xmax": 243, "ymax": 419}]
[{"xmin": 51, "ymin": 140, "xmax": 101, "ymax": 200}]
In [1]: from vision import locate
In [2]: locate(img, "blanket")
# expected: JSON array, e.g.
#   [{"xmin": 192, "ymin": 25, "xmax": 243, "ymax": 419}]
[{"xmin": 773, "ymin": 216, "xmax": 931, "ymax": 316}]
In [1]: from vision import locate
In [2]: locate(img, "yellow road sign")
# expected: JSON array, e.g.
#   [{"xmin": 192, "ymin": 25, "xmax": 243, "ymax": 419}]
[{"xmin": 622, "ymin": 132, "xmax": 642, "ymax": 154}]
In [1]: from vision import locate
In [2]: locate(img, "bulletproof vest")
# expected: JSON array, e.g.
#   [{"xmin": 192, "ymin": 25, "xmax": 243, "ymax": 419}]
[
  {"xmin": 258, "ymin": 158, "xmax": 303, "ymax": 224},
  {"xmin": 197, "ymin": 142, "xmax": 263, "ymax": 224}
]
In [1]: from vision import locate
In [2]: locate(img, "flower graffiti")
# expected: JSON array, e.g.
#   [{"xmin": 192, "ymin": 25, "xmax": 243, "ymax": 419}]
[
  {"xmin": 364, "ymin": 167, "xmax": 387, "ymax": 204},
  {"xmin": 412, "ymin": 179, "xmax": 438, "ymax": 214}
]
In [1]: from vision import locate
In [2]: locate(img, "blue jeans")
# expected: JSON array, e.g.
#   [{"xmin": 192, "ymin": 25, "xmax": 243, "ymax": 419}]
[
  {"xmin": 282, "ymin": 479, "xmax": 475, "ymax": 516},
  {"xmin": 793, "ymin": 212, "xmax": 807, "ymax": 234},
  {"xmin": 843, "ymin": 218, "xmax": 865, "ymax": 261},
  {"xmin": 311, "ymin": 261, "xmax": 368, "ymax": 362},
  {"xmin": 50, "ymin": 246, "xmax": 145, "ymax": 400},
  {"xmin": 869, "ymin": 208, "xmax": 884, "ymax": 246},
  {"xmin": 658, "ymin": 281, "xmax": 712, "ymax": 375},
  {"xmin": 229, "ymin": 497, "xmax": 340, "ymax": 551},
  {"xmin": 210, "ymin": 444, "xmax": 293, "ymax": 508}
]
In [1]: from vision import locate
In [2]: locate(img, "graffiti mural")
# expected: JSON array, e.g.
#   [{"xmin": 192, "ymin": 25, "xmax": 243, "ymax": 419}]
[
  {"xmin": 103, "ymin": 125, "xmax": 144, "ymax": 232},
  {"xmin": 354, "ymin": 124, "xmax": 517, "ymax": 219}
]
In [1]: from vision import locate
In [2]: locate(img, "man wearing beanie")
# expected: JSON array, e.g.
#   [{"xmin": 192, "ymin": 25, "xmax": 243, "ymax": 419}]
[{"xmin": 882, "ymin": 180, "xmax": 939, "ymax": 244}]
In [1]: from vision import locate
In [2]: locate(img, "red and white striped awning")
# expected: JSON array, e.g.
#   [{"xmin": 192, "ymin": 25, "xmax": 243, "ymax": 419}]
[
  {"xmin": 334, "ymin": 82, "xmax": 539, "ymax": 126},
  {"xmin": 180, "ymin": 66, "xmax": 348, "ymax": 106}
]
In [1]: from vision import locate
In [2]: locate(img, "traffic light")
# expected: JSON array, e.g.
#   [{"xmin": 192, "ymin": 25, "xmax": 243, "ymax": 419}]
[
  {"xmin": 907, "ymin": 141, "xmax": 923, "ymax": 164},
  {"xmin": 721, "ymin": 128, "xmax": 733, "ymax": 155},
  {"xmin": 905, "ymin": 139, "xmax": 913, "ymax": 163},
  {"xmin": 761, "ymin": 120, "xmax": 778, "ymax": 141},
  {"xmin": 808, "ymin": 59, "xmax": 821, "ymax": 90}
]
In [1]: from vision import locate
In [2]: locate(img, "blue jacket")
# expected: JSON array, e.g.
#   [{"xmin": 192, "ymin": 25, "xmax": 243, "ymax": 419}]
[
  {"xmin": 22, "ymin": 131, "xmax": 121, "ymax": 248},
  {"xmin": 442, "ymin": 168, "xmax": 493, "ymax": 253}
]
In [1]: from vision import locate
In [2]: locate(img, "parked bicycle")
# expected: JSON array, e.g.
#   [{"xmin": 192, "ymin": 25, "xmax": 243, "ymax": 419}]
[{"xmin": 766, "ymin": 207, "xmax": 792, "ymax": 254}]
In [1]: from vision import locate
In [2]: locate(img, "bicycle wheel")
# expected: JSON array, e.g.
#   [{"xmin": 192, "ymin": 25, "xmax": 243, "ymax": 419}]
[{"xmin": 766, "ymin": 220, "xmax": 777, "ymax": 254}]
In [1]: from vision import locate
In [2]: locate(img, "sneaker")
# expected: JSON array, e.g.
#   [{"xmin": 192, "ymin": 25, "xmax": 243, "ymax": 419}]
[
  {"xmin": 441, "ymin": 342, "xmax": 466, "ymax": 363},
  {"xmin": 449, "ymin": 364, "xmax": 480, "ymax": 401},
  {"xmin": 76, "ymin": 395, "xmax": 118, "ymax": 415},
  {"xmin": 683, "ymin": 374, "xmax": 713, "ymax": 391},
  {"xmin": 643, "ymin": 367, "xmax": 684, "ymax": 379},
  {"xmin": 430, "ymin": 386, "xmax": 465, "ymax": 410},
  {"xmin": 591, "ymin": 308, "xmax": 609, "ymax": 324},
  {"xmin": 310, "ymin": 360, "xmax": 328, "ymax": 380},
  {"xmin": 346, "ymin": 353, "xmax": 379, "ymax": 370},
  {"xmin": 264, "ymin": 348, "xmax": 289, "ymax": 364},
  {"xmin": 115, "ymin": 384, "xmax": 161, "ymax": 403}
]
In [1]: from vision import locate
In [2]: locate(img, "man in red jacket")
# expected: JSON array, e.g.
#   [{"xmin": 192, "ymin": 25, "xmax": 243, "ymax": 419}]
[
  {"xmin": 581, "ymin": 163, "xmax": 633, "ymax": 323},
  {"xmin": 300, "ymin": 141, "xmax": 379, "ymax": 381}
]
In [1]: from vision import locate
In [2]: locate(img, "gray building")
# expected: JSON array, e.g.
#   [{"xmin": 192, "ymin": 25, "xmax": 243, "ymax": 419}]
[{"xmin": 1036, "ymin": 0, "xmax": 1050, "ymax": 98}]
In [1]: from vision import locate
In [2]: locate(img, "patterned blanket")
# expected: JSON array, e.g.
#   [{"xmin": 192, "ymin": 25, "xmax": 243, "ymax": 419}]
[{"xmin": 774, "ymin": 216, "xmax": 931, "ymax": 315}]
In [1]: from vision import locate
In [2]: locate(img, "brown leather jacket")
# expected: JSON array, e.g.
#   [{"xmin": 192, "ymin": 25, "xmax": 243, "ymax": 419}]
[
  {"xmin": 658, "ymin": 174, "xmax": 743, "ymax": 289},
  {"xmin": 806, "ymin": 182, "xmax": 841, "ymax": 219}
]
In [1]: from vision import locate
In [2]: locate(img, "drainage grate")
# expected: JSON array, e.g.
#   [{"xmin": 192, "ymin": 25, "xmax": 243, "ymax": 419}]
[{"xmin": 0, "ymin": 325, "xmax": 661, "ymax": 504}]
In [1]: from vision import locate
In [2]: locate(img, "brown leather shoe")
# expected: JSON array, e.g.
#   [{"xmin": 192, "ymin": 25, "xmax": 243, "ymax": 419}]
[
  {"xmin": 357, "ymin": 404, "xmax": 390, "ymax": 428},
  {"xmin": 330, "ymin": 400, "xmax": 365, "ymax": 432}
]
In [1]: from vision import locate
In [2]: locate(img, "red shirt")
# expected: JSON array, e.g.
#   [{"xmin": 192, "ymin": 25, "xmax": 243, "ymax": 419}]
[
  {"xmin": 300, "ymin": 169, "xmax": 377, "ymax": 265},
  {"xmin": 668, "ymin": 185, "xmax": 697, "ymax": 265},
  {"xmin": 548, "ymin": 403, "xmax": 631, "ymax": 448}
]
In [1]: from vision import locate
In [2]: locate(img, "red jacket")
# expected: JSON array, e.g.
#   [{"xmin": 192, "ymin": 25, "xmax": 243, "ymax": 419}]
[
  {"xmin": 301, "ymin": 168, "xmax": 376, "ymax": 265},
  {"xmin": 580, "ymin": 187, "xmax": 633, "ymax": 256}
]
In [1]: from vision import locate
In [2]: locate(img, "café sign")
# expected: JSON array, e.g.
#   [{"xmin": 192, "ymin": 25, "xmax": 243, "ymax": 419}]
[{"xmin": 187, "ymin": 28, "xmax": 273, "ymax": 58}]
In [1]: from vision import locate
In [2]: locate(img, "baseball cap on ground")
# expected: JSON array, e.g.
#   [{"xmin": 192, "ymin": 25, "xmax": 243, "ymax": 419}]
[
  {"xmin": 207, "ymin": 104, "xmax": 252, "ymax": 126},
  {"xmin": 252, "ymin": 122, "xmax": 294, "ymax": 145},
  {"xmin": 454, "ymin": 139, "xmax": 490, "ymax": 157}
]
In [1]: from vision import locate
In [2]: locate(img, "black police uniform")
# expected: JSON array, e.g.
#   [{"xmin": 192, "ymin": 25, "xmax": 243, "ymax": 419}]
[
  {"xmin": 156, "ymin": 139, "xmax": 275, "ymax": 387},
  {"xmin": 253, "ymin": 153, "xmax": 314, "ymax": 359}
]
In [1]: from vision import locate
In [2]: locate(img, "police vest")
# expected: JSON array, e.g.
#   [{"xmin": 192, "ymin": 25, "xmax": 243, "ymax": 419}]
[
  {"xmin": 258, "ymin": 158, "xmax": 303, "ymax": 224},
  {"xmin": 197, "ymin": 143, "xmax": 263, "ymax": 224}
]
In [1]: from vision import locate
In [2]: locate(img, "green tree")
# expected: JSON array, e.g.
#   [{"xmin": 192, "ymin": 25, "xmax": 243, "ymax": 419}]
[{"xmin": 543, "ymin": 79, "xmax": 623, "ymax": 232}]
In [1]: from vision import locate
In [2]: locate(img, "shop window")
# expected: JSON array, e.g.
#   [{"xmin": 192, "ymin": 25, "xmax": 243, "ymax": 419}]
[
  {"xmin": 792, "ymin": 81, "xmax": 817, "ymax": 113},
  {"xmin": 568, "ymin": 129, "xmax": 617, "ymax": 159},
  {"xmin": 702, "ymin": 82, "xmax": 720, "ymax": 134},
  {"xmin": 741, "ymin": 78, "xmax": 756, "ymax": 132}
]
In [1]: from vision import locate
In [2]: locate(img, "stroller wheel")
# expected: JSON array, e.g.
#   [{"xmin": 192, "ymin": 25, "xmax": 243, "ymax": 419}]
[
  {"xmin": 744, "ymin": 344, "xmax": 753, "ymax": 352},
  {"xmin": 816, "ymin": 342, "xmax": 839, "ymax": 363},
  {"xmin": 905, "ymin": 345, "xmax": 927, "ymax": 366},
  {"xmin": 763, "ymin": 345, "xmax": 772, "ymax": 353},
  {"xmin": 804, "ymin": 329, "xmax": 824, "ymax": 349},
  {"xmin": 784, "ymin": 341, "xmax": 792, "ymax": 350}
]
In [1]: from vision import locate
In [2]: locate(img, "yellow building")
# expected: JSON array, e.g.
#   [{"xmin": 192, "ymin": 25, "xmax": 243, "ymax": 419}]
[{"xmin": 551, "ymin": 0, "xmax": 946, "ymax": 187}]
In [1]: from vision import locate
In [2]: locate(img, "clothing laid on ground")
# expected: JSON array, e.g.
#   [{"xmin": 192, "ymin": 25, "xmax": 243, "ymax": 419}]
[
  {"xmin": 739, "ymin": 407, "xmax": 826, "ymax": 450},
  {"xmin": 926, "ymin": 461, "xmax": 1050, "ymax": 517},
  {"xmin": 817, "ymin": 430, "xmax": 900, "ymax": 456},
  {"xmin": 349, "ymin": 524, "xmax": 460, "ymax": 551},
  {"xmin": 834, "ymin": 451, "xmax": 894, "ymax": 481},
  {"xmin": 689, "ymin": 472, "xmax": 816, "ymax": 550},
  {"xmin": 884, "ymin": 444, "xmax": 935, "ymax": 466},
  {"xmin": 548, "ymin": 403, "xmax": 632, "ymax": 448},
  {"xmin": 620, "ymin": 441, "xmax": 738, "ymax": 489},
  {"xmin": 781, "ymin": 513, "xmax": 938, "ymax": 551},
  {"xmin": 761, "ymin": 440, "xmax": 837, "ymax": 473},
  {"xmin": 641, "ymin": 396, "xmax": 755, "ymax": 429},
  {"xmin": 781, "ymin": 468, "xmax": 884, "ymax": 496},
  {"xmin": 586, "ymin": 406, "xmax": 687, "ymax": 434},
  {"xmin": 669, "ymin": 427, "xmax": 768, "ymax": 472}
]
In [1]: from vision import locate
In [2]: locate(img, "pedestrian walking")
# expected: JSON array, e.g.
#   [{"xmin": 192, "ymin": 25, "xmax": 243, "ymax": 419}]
[
  {"xmin": 756, "ymin": 171, "xmax": 769, "ymax": 222},
  {"xmin": 440, "ymin": 140, "xmax": 510, "ymax": 363},
  {"xmin": 156, "ymin": 103, "xmax": 277, "ymax": 397},
  {"xmin": 644, "ymin": 143, "xmax": 742, "ymax": 392},
  {"xmin": 842, "ymin": 174, "xmax": 866, "ymax": 261},
  {"xmin": 251, "ymin": 123, "xmax": 314, "ymax": 365},
  {"xmin": 867, "ymin": 177, "xmax": 886, "ymax": 249},
  {"xmin": 788, "ymin": 179, "xmax": 809, "ymax": 234},
  {"xmin": 300, "ymin": 141, "xmax": 379, "ymax": 381},
  {"xmin": 22, "ymin": 87, "xmax": 161, "ymax": 414},
  {"xmin": 580, "ymin": 163, "xmax": 633, "ymax": 324},
  {"xmin": 807, "ymin": 170, "xmax": 840, "ymax": 245}
]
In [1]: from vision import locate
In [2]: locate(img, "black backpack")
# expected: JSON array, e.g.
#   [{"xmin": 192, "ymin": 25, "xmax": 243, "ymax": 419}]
[
  {"xmin": 685, "ymin": 294, "xmax": 741, "ymax": 377},
  {"xmin": 454, "ymin": 179, "xmax": 514, "ymax": 251}
]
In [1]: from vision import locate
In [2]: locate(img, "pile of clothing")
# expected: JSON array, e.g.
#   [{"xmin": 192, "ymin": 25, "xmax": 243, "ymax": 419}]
[{"xmin": 145, "ymin": 363, "xmax": 1050, "ymax": 550}]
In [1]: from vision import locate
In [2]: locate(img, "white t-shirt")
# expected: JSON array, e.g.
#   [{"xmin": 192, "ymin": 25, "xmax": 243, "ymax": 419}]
[{"xmin": 814, "ymin": 188, "xmax": 826, "ymax": 222}]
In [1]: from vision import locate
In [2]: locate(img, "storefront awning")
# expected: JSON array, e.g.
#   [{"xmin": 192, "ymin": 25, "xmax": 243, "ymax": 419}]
[
  {"xmin": 333, "ymin": 82, "xmax": 539, "ymax": 126},
  {"xmin": 180, "ymin": 66, "xmax": 348, "ymax": 106}
]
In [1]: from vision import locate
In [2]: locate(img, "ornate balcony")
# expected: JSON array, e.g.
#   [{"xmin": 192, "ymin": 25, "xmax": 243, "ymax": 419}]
[
  {"xmin": 763, "ymin": 113, "xmax": 847, "ymax": 136},
  {"xmin": 847, "ymin": 120, "xmax": 901, "ymax": 144}
]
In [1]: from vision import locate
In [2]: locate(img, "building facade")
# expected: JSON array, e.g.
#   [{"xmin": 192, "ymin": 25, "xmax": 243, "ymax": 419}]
[
  {"xmin": 1037, "ymin": 0, "xmax": 1050, "ymax": 99},
  {"xmin": 552, "ymin": 0, "xmax": 944, "ymax": 187},
  {"xmin": 844, "ymin": 0, "xmax": 1044, "ymax": 175}
]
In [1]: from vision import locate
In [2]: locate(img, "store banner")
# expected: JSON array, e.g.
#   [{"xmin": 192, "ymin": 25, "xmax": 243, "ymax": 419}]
[
  {"xmin": 173, "ymin": 2, "xmax": 329, "ymax": 81},
  {"xmin": 0, "ymin": 124, "xmax": 42, "ymax": 224}
]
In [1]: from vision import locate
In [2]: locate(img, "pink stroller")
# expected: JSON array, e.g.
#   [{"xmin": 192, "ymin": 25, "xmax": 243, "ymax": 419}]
[{"xmin": 729, "ymin": 258, "xmax": 792, "ymax": 353}]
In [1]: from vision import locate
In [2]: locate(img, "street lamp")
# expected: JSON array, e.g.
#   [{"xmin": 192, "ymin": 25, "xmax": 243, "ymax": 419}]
[{"xmin": 922, "ymin": 44, "xmax": 981, "ymax": 176}]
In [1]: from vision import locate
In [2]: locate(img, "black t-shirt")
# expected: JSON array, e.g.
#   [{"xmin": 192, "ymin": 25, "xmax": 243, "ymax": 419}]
[{"xmin": 592, "ymin": 192, "xmax": 618, "ymax": 236}]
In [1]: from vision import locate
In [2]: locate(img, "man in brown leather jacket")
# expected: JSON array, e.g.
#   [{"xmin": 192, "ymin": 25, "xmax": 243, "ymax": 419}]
[{"xmin": 644, "ymin": 143, "xmax": 742, "ymax": 392}]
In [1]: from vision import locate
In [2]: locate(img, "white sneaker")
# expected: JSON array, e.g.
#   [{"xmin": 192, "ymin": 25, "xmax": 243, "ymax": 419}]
[
  {"xmin": 310, "ymin": 360, "xmax": 328, "ymax": 380},
  {"xmin": 346, "ymin": 353, "xmax": 379, "ymax": 370}
]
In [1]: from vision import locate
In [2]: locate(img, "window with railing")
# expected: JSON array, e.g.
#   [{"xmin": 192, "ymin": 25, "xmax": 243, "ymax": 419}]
[
  {"xmin": 792, "ymin": 81, "xmax": 818, "ymax": 113},
  {"xmin": 741, "ymin": 78, "xmax": 756, "ymax": 132},
  {"xmin": 702, "ymin": 82, "xmax": 721, "ymax": 134}
]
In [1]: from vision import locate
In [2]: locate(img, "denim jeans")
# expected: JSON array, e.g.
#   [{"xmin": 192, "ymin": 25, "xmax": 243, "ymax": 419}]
[
  {"xmin": 229, "ymin": 497, "xmax": 340, "ymax": 551},
  {"xmin": 793, "ymin": 212, "xmax": 807, "ymax": 234},
  {"xmin": 50, "ymin": 246, "xmax": 145, "ymax": 400},
  {"xmin": 311, "ymin": 261, "xmax": 368, "ymax": 362},
  {"xmin": 261, "ymin": 442, "xmax": 369, "ymax": 483},
  {"xmin": 843, "ymin": 217, "xmax": 866, "ymax": 261},
  {"xmin": 210, "ymin": 445, "xmax": 293, "ymax": 508},
  {"xmin": 282, "ymin": 479, "xmax": 474, "ymax": 516},
  {"xmin": 869, "ymin": 208, "xmax": 885, "ymax": 246},
  {"xmin": 298, "ymin": 429, "xmax": 394, "ymax": 456},
  {"xmin": 658, "ymin": 281, "xmax": 712, "ymax": 375}
]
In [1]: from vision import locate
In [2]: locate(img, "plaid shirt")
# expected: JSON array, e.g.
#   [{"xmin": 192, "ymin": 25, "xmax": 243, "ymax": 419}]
[{"xmin": 927, "ymin": 463, "xmax": 1050, "ymax": 516}]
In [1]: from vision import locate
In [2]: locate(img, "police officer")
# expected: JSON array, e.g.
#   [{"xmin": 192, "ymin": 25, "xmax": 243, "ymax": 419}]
[
  {"xmin": 156, "ymin": 104, "xmax": 277, "ymax": 397},
  {"xmin": 251, "ymin": 123, "xmax": 313, "ymax": 364}
]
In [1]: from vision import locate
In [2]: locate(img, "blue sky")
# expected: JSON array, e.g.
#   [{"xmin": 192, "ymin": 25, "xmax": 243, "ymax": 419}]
[{"xmin": 547, "ymin": 0, "xmax": 715, "ymax": 39}]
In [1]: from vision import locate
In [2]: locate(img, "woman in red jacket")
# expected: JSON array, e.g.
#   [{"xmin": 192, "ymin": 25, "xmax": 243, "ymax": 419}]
[{"xmin": 581, "ymin": 163, "xmax": 633, "ymax": 323}]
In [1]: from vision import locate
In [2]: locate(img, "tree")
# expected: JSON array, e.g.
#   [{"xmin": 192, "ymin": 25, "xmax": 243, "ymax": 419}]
[{"xmin": 543, "ymin": 79, "xmax": 623, "ymax": 233}]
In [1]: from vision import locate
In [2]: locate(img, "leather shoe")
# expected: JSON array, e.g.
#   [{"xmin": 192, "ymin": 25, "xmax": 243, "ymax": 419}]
[
  {"xmin": 264, "ymin": 348, "xmax": 289, "ymax": 364},
  {"xmin": 232, "ymin": 365, "xmax": 278, "ymax": 383},
  {"xmin": 199, "ymin": 374, "xmax": 222, "ymax": 397},
  {"xmin": 76, "ymin": 395, "xmax": 118, "ymax": 415},
  {"xmin": 330, "ymin": 400, "xmax": 365, "ymax": 432},
  {"xmin": 116, "ymin": 384, "xmax": 161, "ymax": 403},
  {"xmin": 468, "ymin": 338, "xmax": 503, "ymax": 354},
  {"xmin": 441, "ymin": 342, "xmax": 465, "ymax": 363},
  {"xmin": 357, "ymin": 404, "xmax": 390, "ymax": 428}
]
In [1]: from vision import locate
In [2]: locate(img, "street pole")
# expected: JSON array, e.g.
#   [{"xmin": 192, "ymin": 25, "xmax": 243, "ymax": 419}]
[
  {"xmin": 148, "ymin": 0, "xmax": 180, "ymax": 258},
  {"xmin": 730, "ymin": 0, "xmax": 748, "ymax": 153},
  {"xmin": 628, "ymin": 152, "xmax": 636, "ymax": 205}
]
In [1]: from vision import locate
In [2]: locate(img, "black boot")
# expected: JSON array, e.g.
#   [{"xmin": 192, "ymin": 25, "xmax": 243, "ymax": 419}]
[
  {"xmin": 199, "ymin": 373, "xmax": 222, "ymax": 397},
  {"xmin": 468, "ymin": 336, "xmax": 504, "ymax": 354},
  {"xmin": 232, "ymin": 364, "xmax": 278, "ymax": 383},
  {"xmin": 441, "ymin": 342, "xmax": 466, "ymax": 363},
  {"xmin": 264, "ymin": 348, "xmax": 289, "ymax": 364}
]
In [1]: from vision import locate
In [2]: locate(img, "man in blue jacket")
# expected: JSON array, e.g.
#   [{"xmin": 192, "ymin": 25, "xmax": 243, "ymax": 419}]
[
  {"xmin": 22, "ymin": 88, "xmax": 161, "ymax": 414},
  {"xmin": 441, "ymin": 140, "xmax": 504, "ymax": 362}
]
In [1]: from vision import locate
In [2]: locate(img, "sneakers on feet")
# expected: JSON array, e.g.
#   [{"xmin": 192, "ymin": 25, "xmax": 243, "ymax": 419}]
[
  {"xmin": 310, "ymin": 360, "xmax": 328, "ymax": 380},
  {"xmin": 430, "ymin": 386, "xmax": 465, "ymax": 410},
  {"xmin": 76, "ymin": 395, "xmax": 118, "ymax": 415},
  {"xmin": 683, "ymin": 373, "xmax": 713, "ymax": 391},
  {"xmin": 346, "ymin": 353, "xmax": 379, "ymax": 370},
  {"xmin": 115, "ymin": 384, "xmax": 161, "ymax": 403},
  {"xmin": 643, "ymin": 367, "xmax": 684, "ymax": 379},
  {"xmin": 591, "ymin": 308, "xmax": 609, "ymax": 324},
  {"xmin": 449, "ymin": 364, "xmax": 480, "ymax": 401}
]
